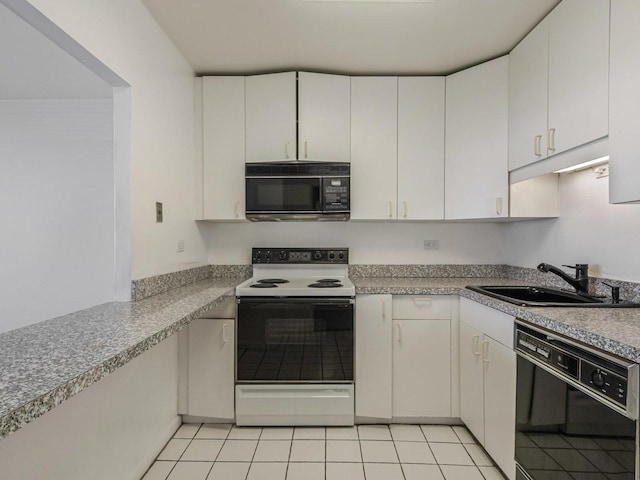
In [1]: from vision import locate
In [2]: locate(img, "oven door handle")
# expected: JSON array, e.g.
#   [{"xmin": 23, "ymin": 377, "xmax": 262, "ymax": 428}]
[{"xmin": 237, "ymin": 297, "xmax": 355, "ymax": 305}]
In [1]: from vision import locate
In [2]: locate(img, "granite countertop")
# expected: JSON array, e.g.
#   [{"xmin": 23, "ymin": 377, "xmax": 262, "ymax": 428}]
[
  {"xmin": 0, "ymin": 277, "xmax": 246, "ymax": 440},
  {"xmin": 3, "ymin": 272, "xmax": 640, "ymax": 441},
  {"xmin": 353, "ymin": 277, "xmax": 640, "ymax": 363}
]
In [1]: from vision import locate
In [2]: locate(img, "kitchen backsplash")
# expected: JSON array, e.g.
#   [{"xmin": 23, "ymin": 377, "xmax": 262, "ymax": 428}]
[{"xmin": 132, "ymin": 263, "xmax": 640, "ymax": 303}]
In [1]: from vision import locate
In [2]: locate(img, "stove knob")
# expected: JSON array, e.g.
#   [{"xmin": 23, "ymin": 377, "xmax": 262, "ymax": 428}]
[
  {"xmin": 265, "ymin": 251, "xmax": 272, "ymax": 262},
  {"xmin": 278, "ymin": 250, "xmax": 287, "ymax": 261},
  {"xmin": 592, "ymin": 371, "xmax": 605, "ymax": 388},
  {"xmin": 254, "ymin": 250, "xmax": 262, "ymax": 262},
  {"xmin": 314, "ymin": 251, "xmax": 322, "ymax": 261},
  {"xmin": 329, "ymin": 252, "xmax": 335, "ymax": 260},
  {"xmin": 338, "ymin": 252, "xmax": 345, "ymax": 260}
]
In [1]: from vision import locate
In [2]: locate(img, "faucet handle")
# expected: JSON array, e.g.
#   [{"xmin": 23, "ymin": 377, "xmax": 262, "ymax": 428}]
[
  {"xmin": 602, "ymin": 282, "xmax": 620, "ymax": 304},
  {"xmin": 562, "ymin": 264, "xmax": 589, "ymax": 278}
]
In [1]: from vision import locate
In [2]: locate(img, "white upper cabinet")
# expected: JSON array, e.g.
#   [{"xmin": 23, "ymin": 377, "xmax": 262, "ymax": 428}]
[
  {"xmin": 298, "ymin": 72, "xmax": 350, "ymax": 162},
  {"xmin": 351, "ymin": 77, "xmax": 398, "ymax": 220},
  {"xmin": 245, "ymin": 72, "xmax": 297, "ymax": 163},
  {"xmin": 445, "ymin": 56, "xmax": 509, "ymax": 220},
  {"xmin": 202, "ymin": 76, "xmax": 246, "ymax": 220},
  {"xmin": 509, "ymin": 19, "xmax": 549, "ymax": 171},
  {"xmin": 397, "ymin": 77, "xmax": 445, "ymax": 220},
  {"xmin": 509, "ymin": 0, "xmax": 610, "ymax": 171},
  {"xmin": 547, "ymin": 0, "xmax": 609, "ymax": 156},
  {"xmin": 609, "ymin": 0, "xmax": 640, "ymax": 204}
]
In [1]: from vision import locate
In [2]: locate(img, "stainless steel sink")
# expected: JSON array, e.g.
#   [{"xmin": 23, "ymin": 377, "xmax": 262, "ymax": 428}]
[{"xmin": 466, "ymin": 285, "xmax": 640, "ymax": 308}]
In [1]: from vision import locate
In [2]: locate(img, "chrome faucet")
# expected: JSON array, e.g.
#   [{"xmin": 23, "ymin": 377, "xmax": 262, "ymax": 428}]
[{"xmin": 537, "ymin": 263, "xmax": 589, "ymax": 294}]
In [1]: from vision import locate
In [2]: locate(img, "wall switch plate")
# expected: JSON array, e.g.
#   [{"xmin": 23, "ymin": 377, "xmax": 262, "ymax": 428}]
[
  {"xmin": 156, "ymin": 202, "xmax": 163, "ymax": 223},
  {"xmin": 424, "ymin": 240, "xmax": 439, "ymax": 250},
  {"xmin": 177, "ymin": 240, "xmax": 185, "ymax": 252}
]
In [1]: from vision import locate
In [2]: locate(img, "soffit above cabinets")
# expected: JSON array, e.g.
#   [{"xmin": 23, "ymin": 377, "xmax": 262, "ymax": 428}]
[{"xmin": 140, "ymin": 0, "xmax": 559, "ymax": 75}]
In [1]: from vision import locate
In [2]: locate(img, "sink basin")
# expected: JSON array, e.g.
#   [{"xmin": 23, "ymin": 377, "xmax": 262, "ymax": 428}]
[{"xmin": 466, "ymin": 285, "xmax": 640, "ymax": 308}]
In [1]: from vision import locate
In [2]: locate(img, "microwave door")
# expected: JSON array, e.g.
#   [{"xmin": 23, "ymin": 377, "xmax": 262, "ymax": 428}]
[{"xmin": 246, "ymin": 177, "xmax": 322, "ymax": 213}]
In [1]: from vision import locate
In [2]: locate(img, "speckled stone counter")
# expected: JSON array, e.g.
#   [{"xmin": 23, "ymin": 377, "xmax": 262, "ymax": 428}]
[
  {"xmin": 0, "ymin": 277, "xmax": 247, "ymax": 440},
  {"xmin": 353, "ymin": 277, "xmax": 640, "ymax": 364}
]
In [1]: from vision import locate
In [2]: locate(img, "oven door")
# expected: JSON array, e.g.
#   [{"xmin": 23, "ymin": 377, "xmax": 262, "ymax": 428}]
[
  {"xmin": 236, "ymin": 297, "xmax": 354, "ymax": 383},
  {"xmin": 246, "ymin": 177, "xmax": 322, "ymax": 215},
  {"xmin": 516, "ymin": 355, "xmax": 637, "ymax": 480}
]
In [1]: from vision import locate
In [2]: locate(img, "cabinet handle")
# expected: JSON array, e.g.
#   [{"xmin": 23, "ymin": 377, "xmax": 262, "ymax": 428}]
[
  {"xmin": 547, "ymin": 128, "xmax": 556, "ymax": 152},
  {"xmin": 397, "ymin": 323, "xmax": 403, "ymax": 344},
  {"xmin": 413, "ymin": 297, "xmax": 432, "ymax": 304},
  {"xmin": 285, "ymin": 142, "xmax": 290, "ymax": 159},
  {"xmin": 403, "ymin": 201, "xmax": 408, "ymax": 219},
  {"xmin": 304, "ymin": 141, "xmax": 308, "ymax": 159},
  {"xmin": 472, "ymin": 334, "xmax": 481, "ymax": 356},
  {"xmin": 382, "ymin": 298, "xmax": 386, "ymax": 320},
  {"xmin": 388, "ymin": 201, "xmax": 393, "ymax": 219},
  {"xmin": 234, "ymin": 201, "xmax": 240, "ymax": 219},
  {"xmin": 496, "ymin": 197, "xmax": 503, "ymax": 216},
  {"xmin": 534, "ymin": 135, "xmax": 542, "ymax": 157},
  {"xmin": 222, "ymin": 322, "xmax": 228, "ymax": 343},
  {"xmin": 482, "ymin": 340, "xmax": 490, "ymax": 363}
]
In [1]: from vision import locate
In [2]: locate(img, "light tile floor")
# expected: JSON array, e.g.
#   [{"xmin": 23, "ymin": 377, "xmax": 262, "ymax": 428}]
[{"xmin": 142, "ymin": 424, "xmax": 507, "ymax": 480}]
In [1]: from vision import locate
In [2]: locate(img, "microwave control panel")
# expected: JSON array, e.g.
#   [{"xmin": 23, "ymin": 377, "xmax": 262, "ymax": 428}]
[{"xmin": 323, "ymin": 178, "xmax": 350, "ymax": 211}]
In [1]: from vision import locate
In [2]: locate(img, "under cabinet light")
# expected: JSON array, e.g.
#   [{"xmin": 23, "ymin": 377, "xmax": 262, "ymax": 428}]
[{"xmin": 553, "ymin": 155, "xmax": 610, "ymax": 174}]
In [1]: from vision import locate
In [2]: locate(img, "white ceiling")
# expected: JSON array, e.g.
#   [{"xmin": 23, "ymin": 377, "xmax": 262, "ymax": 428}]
[
  {"xmin": 141, "ymin": 0, "xmax": 560, "ymax": 75},
  {"xmin": 0, "ymin": 3, "xmax": 112, "ymax": 99}
]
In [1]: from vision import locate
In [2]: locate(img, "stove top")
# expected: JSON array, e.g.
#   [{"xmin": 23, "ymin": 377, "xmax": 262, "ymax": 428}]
[{"xmin": 236, "ymin": 247, "xmax": 354, "ymax": 297}]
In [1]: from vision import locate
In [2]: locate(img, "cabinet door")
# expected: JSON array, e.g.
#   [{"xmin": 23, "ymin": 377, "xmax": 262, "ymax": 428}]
[
  {"xmin": 355, "ymin": 294, "xmax": 392, "ymax": 419},
  {"xmin": 445, "ymin": 56, "xmax": 509, "ymax": 220},
  {"xmin": 298, "ymin": 72, "xmax": 350, "ymax": 162},
  {"xmin": 459, "ymin": 321, "xmax": 485, "ymax": 443},
  {"xmin": 187, "ymin": 319, "xmax": 235, "ymax": 419},
  {"xmin": 351, "ymin": 77, "xmax": 398, "ymax": 220},
  {"xmin": 508, "ymin": 18, "xmax": 549, "ymax": 171},
  {"xmin": 483, "ymin": 335, "xmax": 516, "ymax": 480},
  {"xmin": 245, "ymin": 72, "xmax": 296, "ymax": 162},
  {"xmin": 392, "ymin": 319, "xmax": 451, "ymax": 418},
  {"xmin": 609, "ymin": 0, "xmax": 640, "ymax": 204},
  {"xmin": 397, "ymin": 77, "xmax": 445, "ymax": 220},
  {"xmin": 548, "ymin": 0, "xmax": 609, "ymax": 156},
  {"xmin": 202, "ymin": 77, "xmax": 245, "ymax": 220}
]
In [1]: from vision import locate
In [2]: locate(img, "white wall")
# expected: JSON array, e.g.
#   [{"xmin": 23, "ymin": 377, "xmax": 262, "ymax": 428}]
[
  {"xmin": 204, "ymin": 222, "xmax": 507, "ymax": 265},
  {"xmin": 0, "ymin": 99, "xmax": 116, "ymax": 334},
  {"xmin": 505, "ymin": 168, "xmax": 640, "ymax": 281},
  {"xmin": 0, "ymin": 336, "xmax": 180, "ymax": 480},
  {"xmin": 23, "ymin": 0, "xmax": 208, "ymax": 279}
]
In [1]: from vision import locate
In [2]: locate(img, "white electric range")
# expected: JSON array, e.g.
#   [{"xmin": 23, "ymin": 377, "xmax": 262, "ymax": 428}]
[{"xmin": 235, "ymin": 248, "xmax": 355, "ymax": 426}]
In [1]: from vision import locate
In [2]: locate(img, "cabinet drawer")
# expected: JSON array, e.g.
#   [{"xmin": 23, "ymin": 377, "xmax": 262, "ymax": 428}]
[
  {"xmin": 392, "ymin": 295, "xmax": 451, "ymax": 319},
  {"xmin": 459, "ymin": 297, "xmax": 514, "ymax": 348},
  {"xmin": 199, "ymin": 297, "xmax": 236, "ymax": 319}
]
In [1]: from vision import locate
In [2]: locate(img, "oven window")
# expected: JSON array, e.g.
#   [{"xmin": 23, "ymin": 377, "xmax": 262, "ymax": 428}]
[
  {"xmin": 516, "ymin": 357, "xmax": 636, "ymax": 480},
  {"xmin": 246, "ymin": 178, "xmax": 321, "ymax": 212},
  {"xmin": 237, "ymin": 300, "xmax": 353, "ymax": 382}
]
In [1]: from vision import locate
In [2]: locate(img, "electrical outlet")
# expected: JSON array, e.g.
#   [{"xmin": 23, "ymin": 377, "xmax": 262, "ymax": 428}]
[
  {"xmin": 156, "ymin": 202, "xmax": 163, "ymax": 223},
  {"xmin": 177, "ymin": 240, "xmax": 185, "ymax": 252},
  {"xmin": 424, "ymin": 240, "xmax": 439, "ymax": 250}
]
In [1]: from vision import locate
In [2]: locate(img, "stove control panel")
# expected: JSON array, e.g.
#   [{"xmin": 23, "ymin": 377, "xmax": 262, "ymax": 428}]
[{"xmin": 252, "ymin": 248, "xmax": 349, "ymax": 264}]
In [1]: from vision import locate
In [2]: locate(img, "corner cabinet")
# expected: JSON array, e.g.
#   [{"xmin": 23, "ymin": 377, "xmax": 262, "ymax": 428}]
[
  {"xmin": 178, "ymin": 299, "xmax": 235, "ymax": 420},
  {"xmin": 509, "ymin": 0, "xmax": 610, "ymax": 171},
  {"xmin": 445, "ymin": 56, "xmax": 509, "ymax": 220},
  {"xmin": 200, "ymin": 76, "xmax": 246, "ymax": 220},
  {"xmin": 355, "ymin": 295, "xmax": 453, "ymax": 420},
  {"xmin": 609, "ymin": 0, "xmax": 640, "ymax": 204},
  {"xmin": 459, "ymin": 297, "xmax": 516, "ymax": 480}
]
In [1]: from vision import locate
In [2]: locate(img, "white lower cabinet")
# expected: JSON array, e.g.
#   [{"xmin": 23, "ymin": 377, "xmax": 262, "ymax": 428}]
[
  {"xmin": 179, "ymin": 300, "xmax": 235, "ymax": 420},
  {"xmin": 459, "ymin": 297, "xmax": 516, "ymax": 480},
  {"xmin": 356, "ymin": 295, "xmax": 452, "ymax": 420},
  {"xmin": 355, "ymin": 294, "xmax": 393, "ymax": 419}
]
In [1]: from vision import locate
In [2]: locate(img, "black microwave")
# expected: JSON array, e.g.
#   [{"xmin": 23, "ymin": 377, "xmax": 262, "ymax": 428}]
[{"xmin": 245, "ymin": 161, "xmax": 350, "ymax": 221}]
